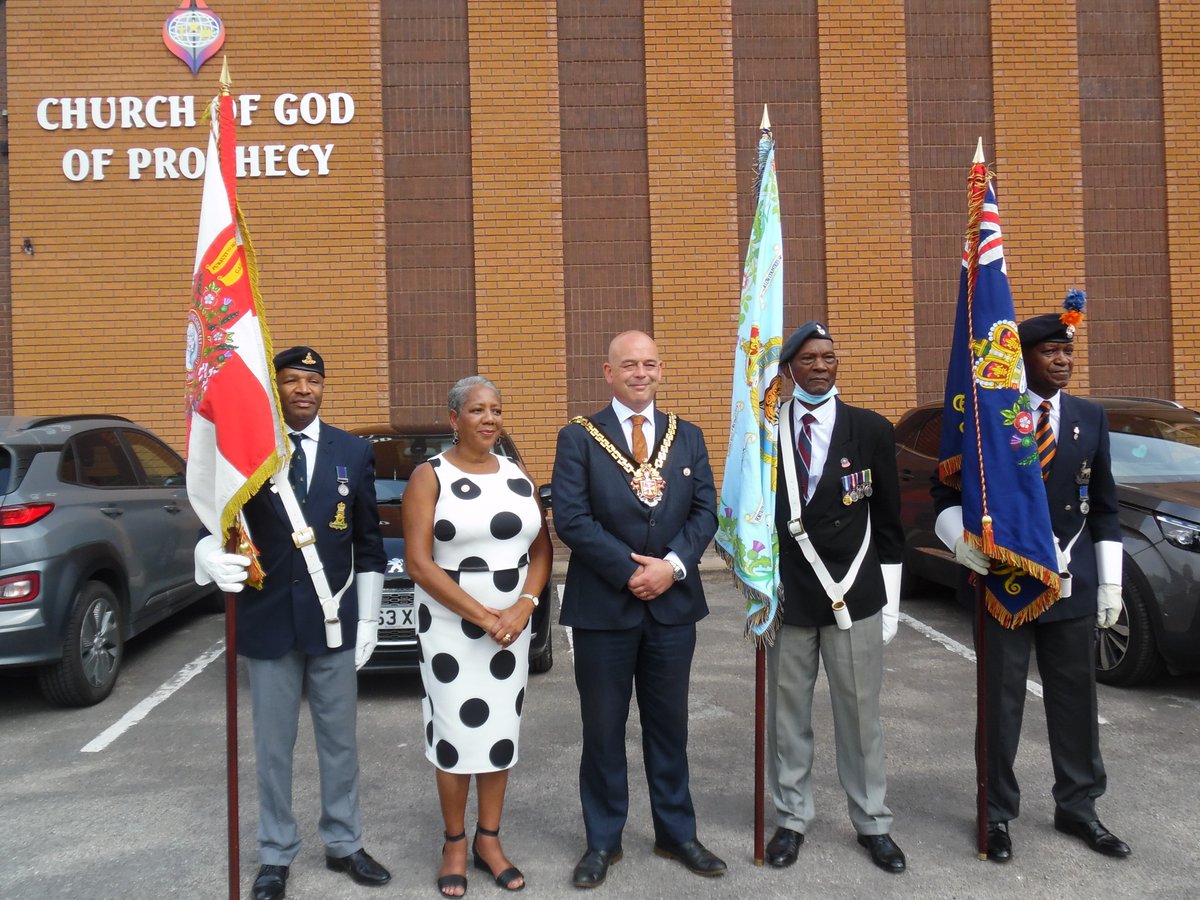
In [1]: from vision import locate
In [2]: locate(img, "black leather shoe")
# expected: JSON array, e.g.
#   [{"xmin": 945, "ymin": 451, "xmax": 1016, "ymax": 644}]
[
  {"xmin": 986, "ymin": 822, "xmax": 1012, "ymax": 863},
  {"xmin": 653, "ymin": 838, "xmax": 727, "ymax": 877},
  {"xmin": 765, "ymin": 827, "xmax": 804, "ymax": 868},
  {"xmin": 325, "ymin": 848, "xmax": 392, "ymax": 886},
  {"xmin": 857, "ymin": 833, "xmax": 907, "ymax": 873},
  {"xmin": 252, "ymin": 864, "xmax": 288, "ymax": 900},
  {"xmin": 572, "ymin": 847, "xmax": 623, "ymax": 889},
  {"xmin": 1053, "ymin": 814, "xmax": 1132, "ymax": 858}
]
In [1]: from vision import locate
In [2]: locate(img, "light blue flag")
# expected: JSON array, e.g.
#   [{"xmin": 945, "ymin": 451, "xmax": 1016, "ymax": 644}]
[{"xmin": 716, "ymin": 123, "xmax": 784, "ymax": 645}]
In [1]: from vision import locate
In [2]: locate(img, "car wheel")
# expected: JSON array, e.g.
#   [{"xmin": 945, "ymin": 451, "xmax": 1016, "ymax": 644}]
[
  {"xmin": 1095, "ymin": 568, "xmax": 1165, "ymax": 687},
  {"xmin": 37, "ymin": 581, "xmax": 125, "ymax": 707},
  {"xmin": 530, "ymin": 626, "xmax": 553, "ymax": 674}
]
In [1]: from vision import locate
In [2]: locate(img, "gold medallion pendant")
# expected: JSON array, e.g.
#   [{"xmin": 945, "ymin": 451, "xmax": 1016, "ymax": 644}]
[{"xmin": 631, "ymin": 464, "xmax": 666, "ymax": 507}]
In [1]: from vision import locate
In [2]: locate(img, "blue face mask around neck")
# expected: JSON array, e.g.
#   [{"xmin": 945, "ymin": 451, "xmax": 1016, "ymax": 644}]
[{"xmin": 792, "ymin": 384, "xmax": 838, "ymax": 406}]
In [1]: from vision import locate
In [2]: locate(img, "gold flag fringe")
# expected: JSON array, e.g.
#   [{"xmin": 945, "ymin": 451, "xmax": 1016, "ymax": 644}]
[
  {"xmin": 715, "ymin": 543, "xmax": 780, "ymax": 648},
  {"xmin": 961, "ymin": 531, "xmax": 1062, "ymax": 629}
]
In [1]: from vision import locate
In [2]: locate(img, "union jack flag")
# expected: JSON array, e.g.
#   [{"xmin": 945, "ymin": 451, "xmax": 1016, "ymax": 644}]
[{"xmin": 937, "ymin": 168, "xmax": 1061, "ymax": 626}]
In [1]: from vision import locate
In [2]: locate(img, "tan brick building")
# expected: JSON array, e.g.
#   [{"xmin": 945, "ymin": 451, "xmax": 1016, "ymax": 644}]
[{"xmin": 2, "ymin": 1, "xmax": 1197, "ymax": 486}]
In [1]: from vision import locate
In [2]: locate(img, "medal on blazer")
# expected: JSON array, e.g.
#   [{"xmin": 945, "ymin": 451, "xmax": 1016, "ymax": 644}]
[
  {"xmin": 570, "ymin": 413, "xmax": 679, "ymax": 507},
  {"xmin": 1076, "ymin": 459, "xmax": 1092, "ymax": 515},
  {"xmin": 336, "ymin": 465, "xmax": 350, "ymax": 496},
  {"xmin": 329, "ymin": 502, "xmax": 349, "ymax": 530}
]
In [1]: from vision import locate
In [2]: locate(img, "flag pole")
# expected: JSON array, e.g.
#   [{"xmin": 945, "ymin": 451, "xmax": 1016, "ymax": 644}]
[
  {"xmin": 754, "ymin": 645, "xmax": 766, "ymax": 865},
  {"xmin": 969, "ymin": 136, "xmax": 989, "ymax": 861},
  {"xmin": 218, "ymin": 54, "xmax": 242, "ymax": 900}
]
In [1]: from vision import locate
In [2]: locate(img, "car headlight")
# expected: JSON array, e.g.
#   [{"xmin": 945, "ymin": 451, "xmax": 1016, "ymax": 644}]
[{"xmin": 1155, "ymin": 513, "xmax": 1200, "ymax": 550}]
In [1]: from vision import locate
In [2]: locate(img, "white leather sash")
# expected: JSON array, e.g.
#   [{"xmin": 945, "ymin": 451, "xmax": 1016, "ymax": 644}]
[
  {"xmin": 779, "ymin": 399, "xmax": 870, "ymax": 630},
  {"xmin": 269, "ymin": 470, "xmax": 352, "ymax": 647}
]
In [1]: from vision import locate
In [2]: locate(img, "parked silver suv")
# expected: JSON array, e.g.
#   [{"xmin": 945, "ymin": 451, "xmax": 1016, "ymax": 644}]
[{"xmin": 0, "ymin": 415, "xmax": 217, "ymax": 706}]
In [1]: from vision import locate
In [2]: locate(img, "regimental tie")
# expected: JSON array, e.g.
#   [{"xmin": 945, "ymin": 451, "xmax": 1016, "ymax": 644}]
[
  {"xmin": 289, "ymin": 432, "xmax": 308, "ymax": 502},
  {"xmin": 797, "ymin": 412, "xmax": 817, "ymax": 498},
  {"xmin": 630, "ymin": 414, "xmax": 649, "ymax": 464},
  {"xmin": 1036, "ymin": 400, "xmax": 1056, "ymax": 479}
]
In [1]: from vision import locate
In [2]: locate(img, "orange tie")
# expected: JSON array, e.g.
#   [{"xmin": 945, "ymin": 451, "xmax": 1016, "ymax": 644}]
[{"xmin": 630, "ymin": 414, "xmax": 648, "ymax": 464}]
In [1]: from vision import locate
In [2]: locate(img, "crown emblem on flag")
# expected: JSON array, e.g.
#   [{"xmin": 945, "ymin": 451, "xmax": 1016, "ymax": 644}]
[{"xmin": 969, "ymin": 321, "xmax": 1023, "ymax": 391}]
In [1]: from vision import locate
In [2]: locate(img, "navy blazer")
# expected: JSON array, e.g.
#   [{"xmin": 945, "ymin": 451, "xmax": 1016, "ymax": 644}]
[
  {"xmin": 553, "ymin": 405, "xmax": 718, "ymax": 630},
  {"xmin": 775, "ymin": 398, "xmax": 905, "ymax": 627},
  {"xmin": 933, "ymin": 392, "xmax": 1121, "ymax": 622},
  {"xmin": 236, "ymin": 423, "xmax": 387, "ymax": 658}
]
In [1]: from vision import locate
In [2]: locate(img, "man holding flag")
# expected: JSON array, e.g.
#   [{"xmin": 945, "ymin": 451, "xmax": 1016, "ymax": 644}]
[
  {"xmin": 186, "ymin": 67, "xmax": 390, "ymax": 900},
  {"xmin": 932, "ymin": 153, "xmax": 1129, "ymax": 863}
]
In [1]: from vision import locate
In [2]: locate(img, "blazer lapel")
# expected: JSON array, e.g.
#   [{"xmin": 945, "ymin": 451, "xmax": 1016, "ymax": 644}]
[{"xmin": 1054, "ymin": 393, "xmax": 1083, "ymax": 481}]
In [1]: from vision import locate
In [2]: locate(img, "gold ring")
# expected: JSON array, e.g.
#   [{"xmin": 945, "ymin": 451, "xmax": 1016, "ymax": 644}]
[{"xmin": 504, "ymin": 633, "xmax": 512, "ymax": 642}]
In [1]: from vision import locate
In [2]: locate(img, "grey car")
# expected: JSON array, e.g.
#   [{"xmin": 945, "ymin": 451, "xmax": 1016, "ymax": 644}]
[
  {"xmin": 0, "ymin": 415, "xmax": 217, "ymax": 706},
  {"xmin": 895, "ymin": 397, "xmax": 1200, "ymax": 686}
]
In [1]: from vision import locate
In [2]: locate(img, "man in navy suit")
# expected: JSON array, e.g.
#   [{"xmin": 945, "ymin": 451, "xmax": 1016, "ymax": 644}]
[
  {"xmin": 764, "ymin": 322, "xmax": 908, "ymax": 874},
  {"xmin": 552, "ymin": 330, "xmax": 724, "ymax": 888},
  {"xmin": 194, "ymin": 347, "xmax": 391, "ymax": 900},
  {"xmin": 934, "ymin": 308, "xmax": 1130, "ymax": 863}
]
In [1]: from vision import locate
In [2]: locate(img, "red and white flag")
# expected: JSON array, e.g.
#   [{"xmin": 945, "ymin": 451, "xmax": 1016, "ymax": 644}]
[{"xmin": 185, "ymin": 89, "xmax": 285, "ymax": 542}]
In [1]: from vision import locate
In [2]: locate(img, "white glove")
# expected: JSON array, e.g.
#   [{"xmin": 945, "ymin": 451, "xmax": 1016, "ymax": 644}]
[
  {"xmin": 954, "ymin": 539, "xmax": 991, "ymax": 575},
  {"xmin": 194, "ymin": 535, "xmax": 251, "ymax": 592},
  {"xmin": 881, "ymin": 563, "xmax": 903, "ymax": 645},
  {"xmin": 354, "ymin": 571, "xmax": 385, "ymax": 670},
  {"xmin": 935, "ymin": 505, "xmax": 990, "ymax": 574},
  {"xmin": 1097, "ymin": 583, "xmax": 1123, "ymax": 629}
]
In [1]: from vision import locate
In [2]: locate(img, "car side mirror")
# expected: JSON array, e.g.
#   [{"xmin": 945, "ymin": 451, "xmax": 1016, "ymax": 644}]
[{"xmin": 537, "ymin": 483, "xmax": 552, "ymax": 510}]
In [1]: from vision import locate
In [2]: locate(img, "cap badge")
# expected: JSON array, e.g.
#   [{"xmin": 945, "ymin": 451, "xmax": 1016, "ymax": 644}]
[{"xmin": 302, "ymin": 351, "xmax": 317, "ymax": 365}]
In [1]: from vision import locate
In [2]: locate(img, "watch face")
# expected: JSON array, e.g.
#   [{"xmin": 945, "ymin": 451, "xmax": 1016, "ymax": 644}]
[{"xmin": 672, "ymin": 563, "xmax": 685, "ymax": 581}]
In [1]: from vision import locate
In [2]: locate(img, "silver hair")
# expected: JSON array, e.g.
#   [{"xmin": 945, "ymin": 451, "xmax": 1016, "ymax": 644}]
[{"xmin": 448, "ymin": 376, "xmax": 500, "ymax": 413}]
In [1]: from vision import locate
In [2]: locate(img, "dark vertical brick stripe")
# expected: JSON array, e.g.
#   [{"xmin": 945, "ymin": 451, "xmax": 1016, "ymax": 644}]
[
  {"xmin": 382, "ymin": 3, "xmax": 477, "ymax": 423},
  {"xmin": 732, "ymin": 0, "xmax": 826, "ymax": 336},
  {"xmin": 906, "ymin": 0, "xmax": 994, "ymax": 403},
  {"xmin": 558, "ymin": 2, "xmax": 653, "ymax": 418},
  {"xmin": 1078, "ymin": 0, "xmax": 1172, "ymax": 396}
]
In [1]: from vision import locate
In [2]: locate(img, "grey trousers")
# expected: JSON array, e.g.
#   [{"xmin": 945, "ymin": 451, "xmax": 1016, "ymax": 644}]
[
  {"xmin": 246, "ymin": 648, "xmax": 363, "ymax": 865},
  {"xmin": 766, "ymin": 610, "xmax": 893, "ymax": 835}
]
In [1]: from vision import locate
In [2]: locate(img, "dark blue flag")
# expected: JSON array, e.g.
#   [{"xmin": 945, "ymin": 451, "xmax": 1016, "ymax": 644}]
[{"xmin": 937, "ymin": 164, "xmax": 1061, "ymax": 626}]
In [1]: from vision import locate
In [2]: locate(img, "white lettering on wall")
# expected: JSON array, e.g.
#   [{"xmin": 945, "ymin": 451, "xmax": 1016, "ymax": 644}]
[{"xmin": 36, "ymin": 91, "xmax": 349, "ymax": 180}]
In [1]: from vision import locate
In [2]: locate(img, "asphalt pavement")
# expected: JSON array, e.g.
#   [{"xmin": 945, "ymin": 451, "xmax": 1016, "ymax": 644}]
[{"xmin": 1, "ymin": 553, "xmax": 1198, "ymax": 899}]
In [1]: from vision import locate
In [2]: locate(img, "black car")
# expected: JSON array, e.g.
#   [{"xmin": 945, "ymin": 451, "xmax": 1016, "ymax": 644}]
[
  {"xmin": 895, "ymin": 397, "xmax": 1200, "ymax": 686},
  {"xmin": 351, "ymin": 426, "xmax": 553, "ymax": 675}
]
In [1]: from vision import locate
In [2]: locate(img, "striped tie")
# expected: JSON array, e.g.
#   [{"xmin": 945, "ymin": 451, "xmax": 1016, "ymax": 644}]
[
  {"xmin": 1036, "ymin": 400, "xmax": 1055, "ymax": 479},
  {"xmin": 797, "ymin": 412, "xmax": 816, "ymax": 497}
]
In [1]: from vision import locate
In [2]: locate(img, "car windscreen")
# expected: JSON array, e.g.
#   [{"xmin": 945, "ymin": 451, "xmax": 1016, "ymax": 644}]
[
  {"xmin": 1108, "ymin": 411, "xmax": 1200, "ymax": 483},
  {"xmin": 370, "ymin": 434, "xmax": 456, "ymax": 502},
  {"xmin": 0, "ymin": 447, "xmax": 10, "ymax": 495}
]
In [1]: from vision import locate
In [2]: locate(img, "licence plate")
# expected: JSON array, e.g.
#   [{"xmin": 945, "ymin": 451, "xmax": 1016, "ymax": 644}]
[{"xmin": 379, "ymin": 600, "xmax": 415, "ymax": 628}]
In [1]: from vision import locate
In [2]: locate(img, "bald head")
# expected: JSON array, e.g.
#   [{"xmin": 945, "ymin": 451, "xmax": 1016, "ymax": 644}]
[{"xmin": 604, "ymin": 330, "xmax": 662, "ymax": 412}]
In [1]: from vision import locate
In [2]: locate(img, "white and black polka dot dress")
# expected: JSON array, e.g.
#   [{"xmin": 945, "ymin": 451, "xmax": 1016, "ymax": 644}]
[{"xmin": 416, "ymin": 453, "xmax": 542, "ymax": 773}]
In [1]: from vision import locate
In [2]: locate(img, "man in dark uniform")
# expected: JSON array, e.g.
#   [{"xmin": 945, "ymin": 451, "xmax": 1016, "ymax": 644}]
[
  {"xmin": 765, "ymin": 322, "xmax": 907, "ymax": 874},
  {"xmin": 933, "ymin": 308, "xmax": 1130, "ymax": 862},
  {"xmin": 552, "ymin": 330, "xmax": 725, "ymax": 889},
  {"xmin": 194, "ymin": 347, "xmax": 392, "ymax": 900}
]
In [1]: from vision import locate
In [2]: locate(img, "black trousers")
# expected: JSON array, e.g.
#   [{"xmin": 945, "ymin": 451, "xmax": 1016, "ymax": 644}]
[{"xmin": 981, "ymin": 612, "xmax": 1106, "ymax": 824}]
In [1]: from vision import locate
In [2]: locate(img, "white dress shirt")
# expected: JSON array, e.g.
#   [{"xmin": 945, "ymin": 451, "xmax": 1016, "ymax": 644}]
[
  {"xmin": 792, "ymin": 397, "xmax": 837, "ymax": 502},
  {"xmin": 1027, "ymin": 388, "xmax": 1061, "ymax": 440},
  {"xmin": 288, "ymin": 417, "xmax": 321, "ymax": 485}
]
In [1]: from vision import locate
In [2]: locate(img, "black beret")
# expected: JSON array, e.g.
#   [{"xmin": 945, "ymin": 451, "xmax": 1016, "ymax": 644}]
[
  {"xmin": 780, "ymin": 321, "xmax": 834, "ymax": 365},
  {"xmin": 273, "ymin": 346, "xmax": 325, "ymax": 375},
  {"xmin": 1018, "ymin": 314, "xmax": 1073, "ymax": 347}
]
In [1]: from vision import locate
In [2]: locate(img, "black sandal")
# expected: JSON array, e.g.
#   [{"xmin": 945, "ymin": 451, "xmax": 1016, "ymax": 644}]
[
  {"xmin": 472, "ymin": 825, "xmax": 525, "ymax": 891},
  {"xmin": 438, "ymin": 831, "xmax": 468, "ymax": 897}
]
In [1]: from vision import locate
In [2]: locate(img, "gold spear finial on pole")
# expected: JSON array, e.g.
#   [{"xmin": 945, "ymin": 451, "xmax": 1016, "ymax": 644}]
[
  {"xmin": 220, "ymin": 56, "xmax": 232, "ymax": 95},
  {"xmin": 973, "ymin": 136, "xmax": 984, "ymax": 164},
  {"xmin": 761, "ymin": 104, "xmax": 771, "ymax": 132}
]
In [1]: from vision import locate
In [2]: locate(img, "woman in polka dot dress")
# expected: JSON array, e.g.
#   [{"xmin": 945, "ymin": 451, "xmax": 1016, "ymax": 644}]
[{"xmin": 403, "ymin": 376, "xmax": 553, "ymax": 897}]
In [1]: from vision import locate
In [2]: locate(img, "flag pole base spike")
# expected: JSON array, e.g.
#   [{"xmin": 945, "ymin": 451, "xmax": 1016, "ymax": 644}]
[
  {"xmin": 977, "ymin": 852, "xmax": 988, "ymax": 861},
  {"xmin": 754, "ymin": 857, "xmax": 764, "ymax": 866}
]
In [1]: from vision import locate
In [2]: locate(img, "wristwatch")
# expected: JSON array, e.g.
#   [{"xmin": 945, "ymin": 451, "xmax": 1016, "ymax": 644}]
[{"xmin": 668, "ymin": 560, "xmax": 685, "ymax": 582}]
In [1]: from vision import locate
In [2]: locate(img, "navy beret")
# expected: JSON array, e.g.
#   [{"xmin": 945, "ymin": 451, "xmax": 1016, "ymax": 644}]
[
  {"xmin": 1018, "ymin": 314, "xmax": 1073, "ymax": 347},
  {"xmin": 273, "ymin": 346, "xmax": 325, "ymax": 375},
  {"xmin": 780, "ymin": 321, "xmax": 834, "ymax": 365}
]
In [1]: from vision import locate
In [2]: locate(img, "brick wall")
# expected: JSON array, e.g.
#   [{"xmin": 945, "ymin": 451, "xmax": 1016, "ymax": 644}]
[{"xmin": 5, "ymin": 2, "xmax": 387, "ymax": 450}]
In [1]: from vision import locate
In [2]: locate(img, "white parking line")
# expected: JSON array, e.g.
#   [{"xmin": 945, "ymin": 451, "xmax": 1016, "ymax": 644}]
[
  {"xmin": 899, "ymin": 611, "xmax": 1110, "ymax": 726},
  {"xmin": 81, "ymin": 640, "xmax": 227, "ymax": 753}
]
